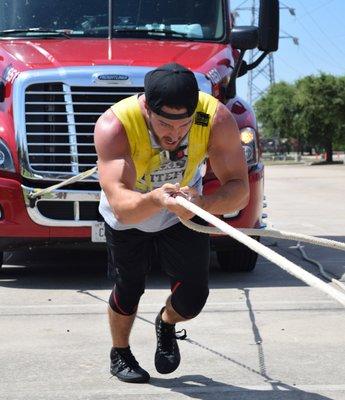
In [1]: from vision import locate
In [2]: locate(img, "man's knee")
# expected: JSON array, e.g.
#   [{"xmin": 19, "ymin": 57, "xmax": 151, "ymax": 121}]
[
  {"xmin": 171, "ymin": 282, "xmax": 209, "ymax": 319},
  {"xmin": 109, "ymin": 281, "xmax": 145, "ymax": 316}
]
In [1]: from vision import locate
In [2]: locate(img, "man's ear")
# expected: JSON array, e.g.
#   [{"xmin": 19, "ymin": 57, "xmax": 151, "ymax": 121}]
[
  {"xmin": 145, "ymin": 104, "xmax": 152, "ymax": 118},
  {"xmin": 143, "ymin": 99, "xmax": 150, "ymax": 113}
]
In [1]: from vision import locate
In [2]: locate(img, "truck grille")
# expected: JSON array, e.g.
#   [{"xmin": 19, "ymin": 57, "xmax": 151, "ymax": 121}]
[{"xmin": 25, "ymin": 83, "xmax": 142, "ymax": 177}]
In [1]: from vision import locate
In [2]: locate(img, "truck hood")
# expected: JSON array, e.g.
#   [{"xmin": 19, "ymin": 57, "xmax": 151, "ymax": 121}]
[{"xmin": 1, "ymin": 38, "xmax": 229, "ymax": 72}]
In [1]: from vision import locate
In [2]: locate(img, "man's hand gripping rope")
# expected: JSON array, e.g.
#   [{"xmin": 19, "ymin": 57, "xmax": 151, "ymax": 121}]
[{"xmin": 152, "ymin": 183, "xmax": 201, "ymax": 220}]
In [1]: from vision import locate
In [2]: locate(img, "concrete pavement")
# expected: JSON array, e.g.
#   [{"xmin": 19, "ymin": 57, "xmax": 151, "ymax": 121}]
[
  {"xmin": 0, "ymin": 163, "xmax": 345, "ymax": 399},
  {"xmin": 264, "ymin": 163, "xmax": 345, "ymax": 237}
]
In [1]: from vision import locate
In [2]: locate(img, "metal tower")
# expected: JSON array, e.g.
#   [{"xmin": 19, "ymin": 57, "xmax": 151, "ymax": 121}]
[
  {"xmin": 247, "ymin": 0, "xmax": 275, "ymax": 103},
  {"xmin": 247, "ymin": 49, "xmax": 276, "ymax": 104}
]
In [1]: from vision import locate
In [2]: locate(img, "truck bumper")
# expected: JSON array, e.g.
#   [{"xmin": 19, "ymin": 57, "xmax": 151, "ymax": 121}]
[
  {"xmin": 0, "ymin": 177, "xmax": 92, "ymax": 251},
  {"xmin": 0, "ymin": 163, "xmax": 264, "ymax": 252}
]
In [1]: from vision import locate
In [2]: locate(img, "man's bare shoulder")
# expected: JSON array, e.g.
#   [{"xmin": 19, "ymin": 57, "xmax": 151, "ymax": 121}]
[
  {"xmin": 212, "ymin": 102, "xmax": 235, "ymax": 127},
  {"xmin": 94, "ymin": 108, "xmax": 129, "ymax": 158},
  {"xmin": 208, "ymin": 102, "xmax": 240, "ymax": 147},
  {"xmin": 95, "ymin": 108, "xmax": 124, "ymax": 139}
]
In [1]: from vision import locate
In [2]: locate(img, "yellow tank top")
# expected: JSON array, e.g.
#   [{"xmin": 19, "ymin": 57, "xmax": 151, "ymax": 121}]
[{"xmin": 111, "ymin": 91, "xmax": 218, "ymax": 191}]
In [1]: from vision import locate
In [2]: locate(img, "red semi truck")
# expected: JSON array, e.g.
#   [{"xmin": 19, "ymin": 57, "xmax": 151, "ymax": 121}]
[{"xmin": 0, "ymin": 0, "xmax": 279, "ymax": 272}]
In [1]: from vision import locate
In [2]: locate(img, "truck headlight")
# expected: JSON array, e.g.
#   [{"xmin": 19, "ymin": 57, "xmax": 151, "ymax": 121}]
[
  {"xmin": 240, "ymin": 127, "xmax": 258, "ymax": 166},
  {"xmin": 0, "ymin": 139, "xmax": 15, "ymax": 172}
]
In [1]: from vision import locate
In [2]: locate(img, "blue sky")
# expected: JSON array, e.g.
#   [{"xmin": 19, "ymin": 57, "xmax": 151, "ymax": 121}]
[{"xmin": 231, "ymin": 0, "xmax": 345, "ymax": 101}]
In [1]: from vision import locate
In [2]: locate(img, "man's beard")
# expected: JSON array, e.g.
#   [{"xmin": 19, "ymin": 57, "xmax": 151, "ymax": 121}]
[{"xmin": 148, "ymin": 122, "xmax": 185, "ymax": 151}]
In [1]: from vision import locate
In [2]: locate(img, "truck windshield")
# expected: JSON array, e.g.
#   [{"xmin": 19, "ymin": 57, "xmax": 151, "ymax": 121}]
[{"xmin": 0, "ymin": 0, "xmax": 225, "ymax": 41}]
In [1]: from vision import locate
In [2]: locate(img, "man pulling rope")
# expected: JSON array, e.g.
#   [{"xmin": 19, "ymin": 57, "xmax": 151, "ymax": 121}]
[
  {"xmin": 94, "ymin": 63, "xmax": 250, "ymax": 383},
  {"xmin": 30, "ymin": 63, "xmax": 345, "ymax": 384}
]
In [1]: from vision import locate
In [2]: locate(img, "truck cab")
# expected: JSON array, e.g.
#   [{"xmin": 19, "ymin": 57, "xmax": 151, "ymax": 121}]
[{"xmin": 0, "ymin": 0, "xmax": 279, "ymax": 271}]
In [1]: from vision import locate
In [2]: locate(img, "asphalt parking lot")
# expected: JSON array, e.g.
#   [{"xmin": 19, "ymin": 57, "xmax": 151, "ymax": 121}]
[{"xmin": 1, "ymin": 163, "xmax": 345, "ymax": 400}]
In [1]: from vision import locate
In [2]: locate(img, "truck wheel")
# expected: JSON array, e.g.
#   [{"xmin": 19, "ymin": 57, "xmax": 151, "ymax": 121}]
[{"xmin": 216, "ymin": 236, "xmax": 260, "ymax": 272}]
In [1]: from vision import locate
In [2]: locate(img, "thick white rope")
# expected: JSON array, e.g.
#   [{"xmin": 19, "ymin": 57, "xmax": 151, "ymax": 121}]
[
  {"xmin": 179, "ymin": 218, "xmax": 345, "ymax": 252},
  {"xmin": 25, "ymin": 165, "xmax": 345, "ymax": 302},
  {"xmin": 175, "ymin": 196, "xmax": 345, "ymax": 307},
  {"xmin": 183, "ymin": 217, "xmax": 345, "ymax": 292},
  {"xmin": 28, "ymin": 166, "xmax": 97, "ymax": 200},
  {"xmin": 293, "ymin": 242, "xmax": 345, "ymax": 292}
]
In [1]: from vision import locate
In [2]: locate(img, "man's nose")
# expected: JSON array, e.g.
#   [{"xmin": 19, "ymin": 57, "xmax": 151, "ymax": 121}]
[
  {"xmin": 175, "ymin": 126, "xmax": 185, "ymax": 137},
  {"xmin": 169, "ymin": 127, "xmax": 180, "ymax": 138}
]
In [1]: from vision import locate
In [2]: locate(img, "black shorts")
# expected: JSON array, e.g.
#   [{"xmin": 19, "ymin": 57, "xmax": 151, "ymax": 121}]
[{"xmin": 105, "ymin": 216, "xmax": 210, "ymax": 286}]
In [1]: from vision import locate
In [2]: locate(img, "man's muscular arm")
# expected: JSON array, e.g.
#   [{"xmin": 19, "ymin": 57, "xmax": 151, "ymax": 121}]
[
  {"xmin": 200, "ymin": 102, "xmax": 250, "ymax": 214},
  {"xmin": 94, "ymin": 109, "xmax": 181, "ymax": 224}
]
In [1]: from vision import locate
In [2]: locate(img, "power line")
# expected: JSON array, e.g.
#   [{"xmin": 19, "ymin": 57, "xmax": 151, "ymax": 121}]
[
  {"xmin": 299, "ymin": 0, "xmax": 336, "ymax": 18},
  {"xmin": 293, "ymin": 14, "xmax": 343, "ymax": 68},
  {"xmin": 275, "ymin": 53, "xmax": 304, "ymax": 76},
  {"xmin": 296, "ymin": 0, "xmax": 345, "ymax": 58},
  {"xmin": 295, "ymin": 47, "xmax": 319, "ymax": 71},
  {"xmin": 296, "ymin": 43, "xmax": 344, "ymax": 74},
  {"xmin": 324, "ymin": 3, "xmax": 344, "ymax": 29}
]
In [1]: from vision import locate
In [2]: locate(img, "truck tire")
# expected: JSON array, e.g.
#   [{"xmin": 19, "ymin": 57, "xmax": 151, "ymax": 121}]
[
  {"xmin": 0, "ymin": 251, "xmax": 3, "ymax": 269},
  {"xmin": 216, "ymin": 236, "xmax": 260, "ymax": 272}
]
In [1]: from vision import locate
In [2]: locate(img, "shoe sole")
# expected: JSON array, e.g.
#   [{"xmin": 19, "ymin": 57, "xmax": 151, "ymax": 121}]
[
  {"xmin": 110, "ymin": 369, "xmax": 150, "ymax": 383},
  {"xmin": 116, "ymin": 375, "xmax": 150, "ymax": 383}
]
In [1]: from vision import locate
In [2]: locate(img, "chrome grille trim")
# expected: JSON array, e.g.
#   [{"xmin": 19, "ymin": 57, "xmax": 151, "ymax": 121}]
[
  {"xmin": 74, "ymin": 201, "xmax": 80, "ymax": 222},
  {"xmin": 28, "ymin": 143, "xmax": 95, "ymax": 146},
  {"xmin": 64, "ymin": 82, "xmax": 79, "ymax": 174},
  {"xmin": 27, "ymin": 133, "xmax": 95, "ymax": 136},
  {"xmin": 30, "ymin": 163, "xmax": 96, "ymax": 167},
  {"xmin": 29, "ymin": 153, "xmax": 81, "ymax": 156},
  {"xmin": 29, "ymin": 153, "xmax": 93, "ymax": 156},
  {"xmin": 26, "ymin": 122, "xmax": 97, "ymax": 125},
  {"xmin": 26, "ymin": 112, "xmax": 102, "ymax": 116},
  {"xmin": 26, "ymin": 91, "xmax": 141, "ymax": 95},
  {"xmin": 25, "ymin": 101, "xmax": 114, "ymax": 105},
  {"xmin": 22, "ymin": 185, "xmax": 100, "ymax": 226}
]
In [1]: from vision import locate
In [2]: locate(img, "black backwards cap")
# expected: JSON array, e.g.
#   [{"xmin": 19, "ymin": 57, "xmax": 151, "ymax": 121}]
[{"xmin": 144, "ymin": 63, "xmax": 199, "ymax": 120}]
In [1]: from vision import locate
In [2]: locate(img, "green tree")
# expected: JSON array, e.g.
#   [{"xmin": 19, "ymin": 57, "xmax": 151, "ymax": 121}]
[
  {"xmin": 255, "ymin": 74, "xmax": 345, "ymax": 161},
  {"xmin": 294, "ymin": 74, "xmax": 345, "ymax": 162},
  {"xmin": 255, "ymin": 81, "xmax": 298, "ymax": 141},
  {"xmin": 333, "ymin": 75, "xmax": 345, "ymax": 152}
]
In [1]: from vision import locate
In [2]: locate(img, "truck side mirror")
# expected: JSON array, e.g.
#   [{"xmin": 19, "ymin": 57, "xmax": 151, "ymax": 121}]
[
  {"xmin": 230, "ymin": 26, "xmax": 258, "ymax": 50},
  {"xmin": 258, "ymin": 0, "xmax": 280, "ymax": 52}
]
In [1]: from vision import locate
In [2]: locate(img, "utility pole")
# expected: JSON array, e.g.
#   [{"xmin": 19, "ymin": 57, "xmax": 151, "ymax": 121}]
[{"xmin": 234, "ymin": 1, "xmax": 297, "ymax": 104}]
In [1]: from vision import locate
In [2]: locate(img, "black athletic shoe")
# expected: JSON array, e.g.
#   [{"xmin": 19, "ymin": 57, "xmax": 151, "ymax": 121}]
[
  {"xmin": 154, "ymin": 308, "xmax": 187, "ymax": 374},
  {"xmin": 110, "ymin": 347, "xmax": 150, "ymax": 383}
]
